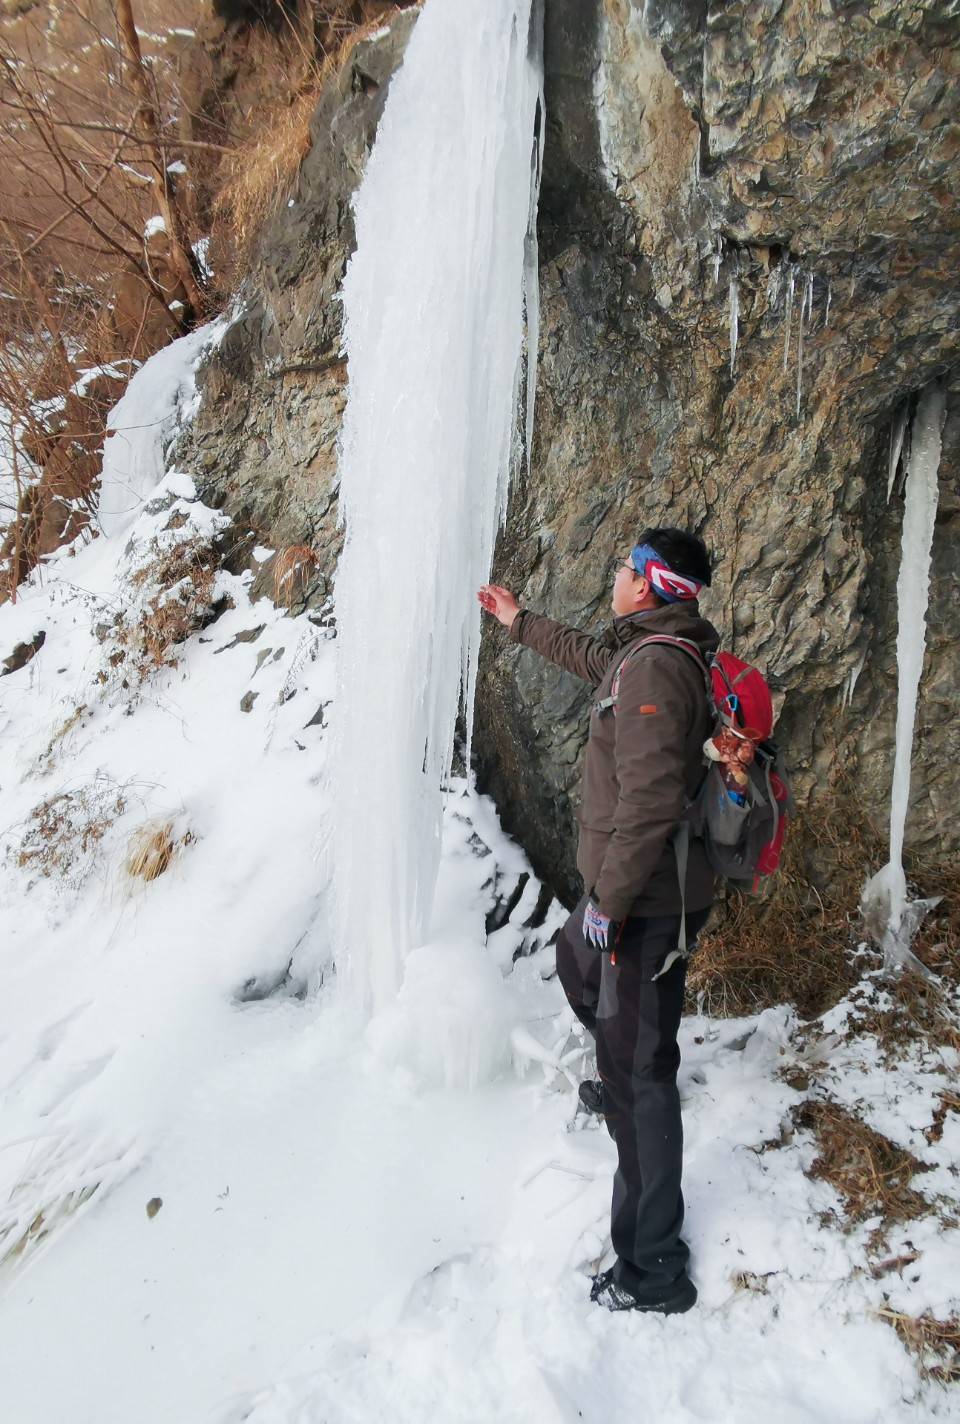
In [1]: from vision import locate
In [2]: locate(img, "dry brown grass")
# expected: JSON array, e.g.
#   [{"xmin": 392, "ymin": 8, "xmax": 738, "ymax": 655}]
[
  {"xmin": 876, "ymin": 1308, "xmax": 960, "ymax": 1384},
  {"xmin": 1, "ymin": 1184, "xmax": 100, "ymax": 1269},
  {"xmin": 273, "ymin": 542, "xmax": 319, "ymax": 606},
  {"xmin": 731, "ymin": 1269, "xmax": 777, "ymax": 1295},
  {"xmin": 794, "ymin": 1098, "xmax": 932, "ymax": 1229},
  {"xmin": 844, "ymin": 970, "xmax": 960, "ymax": 1062},
  {"xmin": 125, "ymin": 819, "xmax": 192, "ymax": 882},
  {"xmin": 211, "ymin": 85, "xmax": 317, "ymax": 277},
  {"xmin": 210, "ymin": 4, "xmax": 417, "ymax": 281},
  {"xmin": 687, "ymin": 797, "xmax": 880, "ymax": 1019},
  {"xmin": 926, "ymin": 1090, "xmax": 960, "ymax": 1146},
  {"xmin": 687, "ymin": 790, "xmax": 960, "ymax": 1023}
]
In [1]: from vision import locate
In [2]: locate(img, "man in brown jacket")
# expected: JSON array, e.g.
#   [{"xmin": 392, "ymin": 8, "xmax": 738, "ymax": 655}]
[{"xmin": 478, "ymin": 527, "xmax": 719, "ymax": 1315}]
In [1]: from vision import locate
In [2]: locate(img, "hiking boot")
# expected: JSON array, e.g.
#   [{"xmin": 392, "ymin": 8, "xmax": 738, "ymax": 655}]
[
  {"xmin": 577, "ymin": 1079, "xmax": 605, "ymax": 1115},
  {"xmin": 590, "ymin": 1266, "xmax": 697, "ymax": 1315}
]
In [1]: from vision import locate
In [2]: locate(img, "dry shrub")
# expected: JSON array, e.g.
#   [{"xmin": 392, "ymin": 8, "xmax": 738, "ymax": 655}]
[
  {"xmin": 38, "ymin": 701, "xmax": 89, "ymax": 767},
  {"xmin": 7, "ymin": 777, "xmax": 126, "ymax": 887},
  {"xmin": 877, "ymin": 1308, "xmax": 960, "ymax": 1384},
  {"xmin": 794, "ymin": 1098, "xmax": 932, "ymax": 1229},
  {"xmin": 125, "ymin": 819, "xmax": 192, "ymax": 882},
  {"xmin": 99, "ymin": 533, "xmax": 220, "ymax": 692}
]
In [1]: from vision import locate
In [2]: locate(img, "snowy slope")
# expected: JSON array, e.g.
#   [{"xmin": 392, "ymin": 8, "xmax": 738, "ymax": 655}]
[{"xmin": 0, "ymin": 326, "xmax": 957, "ymax": 1423}]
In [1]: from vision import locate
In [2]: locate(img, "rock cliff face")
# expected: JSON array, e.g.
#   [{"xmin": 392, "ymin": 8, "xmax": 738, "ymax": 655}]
[
  {"xmin": 181, "ymin": 12, "xmax": 420, "ymax": 609},
  {"xmin": 182, "ymin": 0, "xmax": 960, "ymax": 909}
]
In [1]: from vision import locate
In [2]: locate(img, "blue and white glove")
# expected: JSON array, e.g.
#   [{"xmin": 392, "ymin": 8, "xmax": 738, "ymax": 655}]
[{"xmin": 583, "ymin": 900, "xmax": 614, "ymax": 951}]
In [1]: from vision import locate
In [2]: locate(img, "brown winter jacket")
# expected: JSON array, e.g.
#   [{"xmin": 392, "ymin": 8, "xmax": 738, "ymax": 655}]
[{"xmin": 509, "ymin": 601, "xmax": 721, "ymax": 921}]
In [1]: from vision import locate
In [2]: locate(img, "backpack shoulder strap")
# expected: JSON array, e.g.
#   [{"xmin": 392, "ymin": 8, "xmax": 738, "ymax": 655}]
[{"xmin": 595, "ymin": 634, "xmax": 711, "ymax": 714}]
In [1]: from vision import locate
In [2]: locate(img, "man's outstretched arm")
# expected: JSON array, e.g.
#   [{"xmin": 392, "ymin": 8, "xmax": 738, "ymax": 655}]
[{"xmin": 478, "ymin": 584, "xmax": 614, "ymax": 687}]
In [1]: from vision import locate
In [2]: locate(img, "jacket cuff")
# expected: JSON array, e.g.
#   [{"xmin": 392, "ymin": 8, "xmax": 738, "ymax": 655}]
[
  {"xmin": 586, "ymin": 885, "xmax": 629, "ymax": 923},
  {"xmin": 586, "ymin": 883, "xmax": 627, "ymax": 921},
  {"xmin": 508, "ymin": 609, "xmax": 528, "ymax": 643}
]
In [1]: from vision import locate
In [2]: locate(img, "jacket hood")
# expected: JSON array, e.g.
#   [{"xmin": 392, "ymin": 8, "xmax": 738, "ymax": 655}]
[{"xmin": 610, "ymin": 601, "xmax": 721, "ymax": 658}]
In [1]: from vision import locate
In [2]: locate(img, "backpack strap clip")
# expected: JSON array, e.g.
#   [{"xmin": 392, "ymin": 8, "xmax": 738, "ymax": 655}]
[{"xmin": 594, "ymin": 634, "xmax": 710, "ymax": 717}]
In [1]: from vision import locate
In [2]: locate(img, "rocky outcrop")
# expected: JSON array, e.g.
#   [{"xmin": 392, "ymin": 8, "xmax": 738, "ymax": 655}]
[
  {"xmin": 182, "ymin": 0, "xmax": 960, "ymax": 908},
  {"xmin": 475, "ymin": 0, "xmax": 960, "ymax": 904}
]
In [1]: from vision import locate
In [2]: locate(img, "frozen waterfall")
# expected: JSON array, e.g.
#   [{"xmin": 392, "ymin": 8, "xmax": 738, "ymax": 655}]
[
  {"xmin": 324, "ymin": 0, "xmax": 544, "ymax": 1014},
  {"xmin": 862, "ymin": 384, "xmax": 946, "ymax": 974}
]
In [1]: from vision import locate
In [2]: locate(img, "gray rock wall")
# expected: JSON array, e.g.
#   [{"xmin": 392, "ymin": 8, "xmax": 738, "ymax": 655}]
[
  {"xmin": 182, "ymin": 0, "xmax": 960, "ymax": 910},
  {"xmin": 475, "ymin": 0, "xmax": 959, "ymax": 906}
]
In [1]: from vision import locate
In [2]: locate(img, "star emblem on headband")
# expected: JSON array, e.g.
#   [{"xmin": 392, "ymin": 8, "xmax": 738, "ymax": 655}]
[
  {"xmin": 630, "ymin": 543, "xmax": 704, "ymax": 602},
  {"xmin": 646, "ymin": 560, "xmax": 702, "ymax": 601}
]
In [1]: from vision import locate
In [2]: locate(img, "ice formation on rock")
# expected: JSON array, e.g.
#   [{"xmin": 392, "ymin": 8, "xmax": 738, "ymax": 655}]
[{"xmin": 325, "ymin": 0, "xmax": 544, "ymax": 1014}]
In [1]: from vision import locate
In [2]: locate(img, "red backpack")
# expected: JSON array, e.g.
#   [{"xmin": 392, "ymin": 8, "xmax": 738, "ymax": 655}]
[{"xmin": 604, "ymin": 637, "xmax": 794, "ymax": 895}]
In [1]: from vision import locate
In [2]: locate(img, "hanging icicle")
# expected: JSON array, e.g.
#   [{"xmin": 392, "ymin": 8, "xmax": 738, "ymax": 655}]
[
  {"xmin": 782, "ymin": 264, "xmax": 796, "ymax": 373},
  {"xmin": 728, "ymin": 256, "xmax": 739, "ymax": 377},
  {"xmin": 325, "ymin": 0, "xmax": 545, "ymax": 1015},
  {"xmin": 711, "ymin": 232, "xmax": 723, "ymax": 286},
  {"xmin": 861, "ymin": 383, "xmax": 947, "ymax": 976},
  {"xmin": 795, "ymin": 272, "xmax": 813, "ymax": 417},
  {"xmin": 887, "ymin": 403, "xmax": 909, "ymax": 504}
]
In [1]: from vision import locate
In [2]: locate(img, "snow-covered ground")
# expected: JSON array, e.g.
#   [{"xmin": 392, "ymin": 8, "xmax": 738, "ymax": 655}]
[{"xmin": 0, "ymin": 327, "xmax": 958, "ymax": 1422}]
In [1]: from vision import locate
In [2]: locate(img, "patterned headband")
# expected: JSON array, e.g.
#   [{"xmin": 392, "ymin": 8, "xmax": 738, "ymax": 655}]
[{"xmin": 630, "ymin": 543, "xmax": 704, "ymax": 603}]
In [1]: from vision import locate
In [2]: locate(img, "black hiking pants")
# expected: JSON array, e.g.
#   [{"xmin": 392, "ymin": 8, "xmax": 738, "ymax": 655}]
[{"xmin": 556, "ymin": 894, "xmax": 711, "ymax": 1297}]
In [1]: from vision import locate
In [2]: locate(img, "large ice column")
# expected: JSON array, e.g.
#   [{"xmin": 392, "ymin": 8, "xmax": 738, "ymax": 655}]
[
  {"xmin": 862, "ymin": 384, "xmax": 946, "ymax": 974},
  {"xmin": 324, "ymin": 0, "xmax": 544, "ymax": 1014}
]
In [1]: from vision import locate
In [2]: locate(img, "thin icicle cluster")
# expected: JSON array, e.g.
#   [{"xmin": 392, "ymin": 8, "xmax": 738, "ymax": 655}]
[
  {"xmin": 325, "ymin": 0, "xmax": 544, "ymax": 1015},
  {"xmin": 887, "ymin": 403, "xmax": 909, "ymax": 502},
  {"xmin": 782, "ymin": 265, "xmax": 796, "ymax": 373},
  {"xmin": 710, "ymin": 245, "xmax": 831, "ymax": 408},
  {"xmin": 711, "ymin": 233, "xmax": 723, "ymax": 287},
  {"xmin": 772, "ymin": 262, "xmax": 821, "ymax": 415},
  {"xmin": 862, "ymin": 384, "xmax": 946, "ymax": 974},
  {"xmin": 795, "ymin": 272, "xmax": 814, "ymax": 417},
  {"xmin": 707, "ymin": 235, "xmax": 738, "ymax": 376},
  {"xmin": 728, "ymin": 257, "xmax": 740, "ymax": 377}
]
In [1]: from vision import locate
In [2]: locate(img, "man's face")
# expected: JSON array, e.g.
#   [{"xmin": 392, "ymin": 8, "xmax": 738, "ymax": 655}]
[{"xmin": 611, "ymin": 554, "xmax": 650, "ymax": 616}]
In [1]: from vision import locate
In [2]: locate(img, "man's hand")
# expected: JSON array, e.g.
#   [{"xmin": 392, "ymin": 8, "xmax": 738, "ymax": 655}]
[
  {"xmin": 583, "ymin": 900, "xmax": 616, "ymax": 951},
  {"xmin": 477, "ymin": 584, "xmax": 521, "ymax": 629}
]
